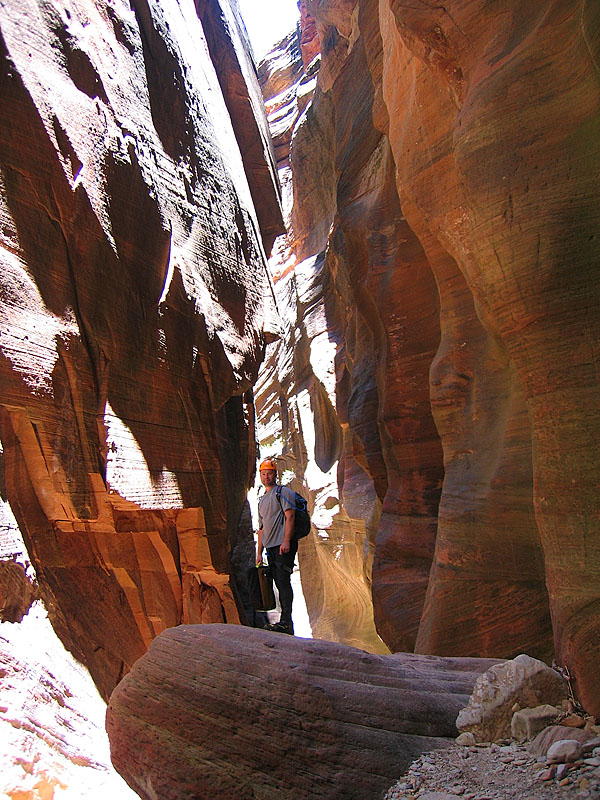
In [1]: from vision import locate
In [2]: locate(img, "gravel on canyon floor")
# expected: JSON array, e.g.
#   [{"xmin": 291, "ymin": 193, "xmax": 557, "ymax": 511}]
[{"xmin": 382, "ymin": 740, "xmax": 600, "ymax": 800}]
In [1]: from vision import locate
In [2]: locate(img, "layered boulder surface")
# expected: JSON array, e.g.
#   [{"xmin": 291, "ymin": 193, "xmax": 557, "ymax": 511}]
[
  {"xmin": 0, "ymin": 0, "xmax": 282, "ymax": 703},
  {"xmin": 107, "ymin": 623, "xmax": 501, "ymax": 800},
  {"xmin": 255, "ymin": 0, "xmax": 600, "ymax": 714}
]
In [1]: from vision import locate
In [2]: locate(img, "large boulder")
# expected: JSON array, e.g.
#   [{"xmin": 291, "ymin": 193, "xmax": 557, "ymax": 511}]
[
  {"xmin": 456, "ymin": 654, "xmax": 568, "ymax": 742},
  {"xmin": 107, "ymin": 623, "xmax": 500, "ymax": 799}
]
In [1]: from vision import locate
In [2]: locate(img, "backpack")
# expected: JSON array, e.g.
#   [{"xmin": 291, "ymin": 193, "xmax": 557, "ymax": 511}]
[{"xmin": 276, "ymin": 485, "xmax": 311, "ymax": 540}]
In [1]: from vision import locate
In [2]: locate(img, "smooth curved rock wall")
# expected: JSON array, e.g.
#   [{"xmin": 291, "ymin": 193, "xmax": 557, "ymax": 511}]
[{"xmin": 256, "ymin": 0, "xmax": 599, "ymax": 713}]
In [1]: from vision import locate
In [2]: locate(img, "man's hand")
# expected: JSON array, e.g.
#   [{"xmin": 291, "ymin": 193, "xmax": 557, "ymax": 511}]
[{"xmin": 279, "ymin": 540, "xmax": 290, "ymax": 554}]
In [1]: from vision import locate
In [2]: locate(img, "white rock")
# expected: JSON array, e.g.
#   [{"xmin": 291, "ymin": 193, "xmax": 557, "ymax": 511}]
[
  {"xmin": 456, "ymin": 732, "xmax": 476, "ymax": 746},
  {"xmin": 456, "ymin": 654, "xmax": 568, "ymax": 742}
]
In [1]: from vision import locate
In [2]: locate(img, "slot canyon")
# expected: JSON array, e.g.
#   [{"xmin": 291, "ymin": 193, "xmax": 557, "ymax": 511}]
[{"xmin": 0, "ymin": 0, "xmax": 599, "ymax": 797}]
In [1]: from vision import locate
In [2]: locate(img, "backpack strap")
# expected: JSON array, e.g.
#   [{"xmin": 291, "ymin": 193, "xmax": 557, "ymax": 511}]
[{"xmin": 276, "ymin": 485, "xmax": 297, "ymax": 510}]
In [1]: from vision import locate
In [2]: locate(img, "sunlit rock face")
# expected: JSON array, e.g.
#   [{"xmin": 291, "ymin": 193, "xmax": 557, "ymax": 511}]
[
  {"xmin": 298, "ymin": 0, "xmax": 320, "ymax": 68},
  {"xmin": 257, "ymin": 0, "xmax": 600, "ymax": 713},
  {"xmin": 0, "ymin": 0, "xmax": 282, "ymax": 700},
  {"xmin": 196, "ymin": 0, "xmax": 284, "ymax": 255},
  {"xmin": 107, "ymin": 624, "xmax": 500, "ymax": 800},
  {"xmin": 256, "ymin": 17, "xmax": 389, "ymax": 653},
  {"xmin": 0, "ymin": 605, "xmax": 138, "ymax": 799}
]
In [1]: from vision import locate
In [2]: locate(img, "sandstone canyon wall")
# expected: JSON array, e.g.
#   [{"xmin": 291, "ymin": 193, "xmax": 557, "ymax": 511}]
[
  {"xmin": 2, "ymin": 2, "xmax": 600, "ymax": 796},
  {"xmin": 0, "ymin": 0, "xmax": 283, "ymax": 709},
  {"xmin": 256, "ymin": 0, "xmax": 600, "ymax": 714}
]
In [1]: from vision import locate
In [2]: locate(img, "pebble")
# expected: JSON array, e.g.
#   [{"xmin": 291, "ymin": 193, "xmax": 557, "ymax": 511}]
[{"xmin": 537, "ymin": 765, "xmax": 556, "ymax": 781}]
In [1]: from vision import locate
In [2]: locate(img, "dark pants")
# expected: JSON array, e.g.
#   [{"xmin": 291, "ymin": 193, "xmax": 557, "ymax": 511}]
[{"xmin": 266, "ymin": 542, "xmax": 298, "ymax": 624}]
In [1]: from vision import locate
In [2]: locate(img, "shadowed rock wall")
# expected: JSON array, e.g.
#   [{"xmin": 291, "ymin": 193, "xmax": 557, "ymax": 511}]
[
  {"xmin": 256, "ymin": 0, "xmax": 600, "ymax": 713},
  {"xmin": 0, "ymin": 0, "xmax": 283, "ymax": 700}
]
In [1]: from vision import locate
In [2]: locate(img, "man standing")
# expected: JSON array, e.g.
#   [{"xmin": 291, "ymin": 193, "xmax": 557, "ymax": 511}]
[{"xmin": 256, "ymin": 457, "xmax": 296, "ymax": 635}]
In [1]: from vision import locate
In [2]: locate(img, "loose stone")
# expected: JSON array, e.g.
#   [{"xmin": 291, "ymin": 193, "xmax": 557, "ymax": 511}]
[
  {"xmin": 582, "ymin": 738, "xmax": 600, "ymax": 754},
  {"xmin": 547, "ymin": 739, "xmax": 584, "ymax": 764},
  {"xmin": 537, "ymin": 766, "xmax": 557, "ymax": 781}
]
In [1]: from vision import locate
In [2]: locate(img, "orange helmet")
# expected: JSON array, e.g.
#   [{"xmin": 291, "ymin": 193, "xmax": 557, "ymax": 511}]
[{"xmin": 259, "ymin": 457, "xmax": 278, "ymax": 471}]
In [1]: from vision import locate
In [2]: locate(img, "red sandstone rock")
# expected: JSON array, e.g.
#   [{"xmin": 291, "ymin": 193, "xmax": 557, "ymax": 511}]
[
  {"xmin": 529, "ymin": 725, "xmax": 597, "ymax": 758},
  {"xmin": 0, "ymin": 561, "xmax": 37, "ymax": 622},
  {"xmin": 0, "ymin": 0, "xmax": 279, "ymax": 698},
  {"xmin": 107, "ymin": 623, "xmax": 500, "ymax": 800},
  {"xmin": 379, "ymin": 0, "xmax": 600, "ymax": 713},
  {"xmin": 256, "ymin": 0, "xmax": 444, "ymax": 655},
  {"xmin": 256, "ymin": 0, "xmax": 598, "ymax": 717},
  {"xmin": 299, "ymin": 0, "xmax": 320, "ymax": 67},
  {"xmin": 196, "ymin": 0, "xmax": 284, "ymax": 254}
]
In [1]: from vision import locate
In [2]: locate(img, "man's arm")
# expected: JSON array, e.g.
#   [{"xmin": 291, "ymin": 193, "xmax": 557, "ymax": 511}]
[{"xmin": 280, "ymin": 508, "xmax": 295, "ymax": 554}]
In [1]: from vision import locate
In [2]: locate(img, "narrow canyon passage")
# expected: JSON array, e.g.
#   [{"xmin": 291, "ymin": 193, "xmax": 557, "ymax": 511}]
[{"xmin": 1, "ymin": 1, "xmax": 599, "ymax": 798}]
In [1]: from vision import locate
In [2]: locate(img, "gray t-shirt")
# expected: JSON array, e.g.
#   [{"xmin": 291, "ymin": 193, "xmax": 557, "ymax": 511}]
[{"xmin": 258, "ymin": 486, "xmax": 296, "ymax": 549}]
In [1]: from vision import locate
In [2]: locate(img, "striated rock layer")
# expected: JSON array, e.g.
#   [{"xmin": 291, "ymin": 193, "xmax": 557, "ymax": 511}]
[
  {"xmin": 0, "ymin": 0, "xmax": 283, "ymax": 700},
  {"xmin": 256, "ymin": 0, "xmax": 600, "ymax": 713},
  {"xmin": 107, "ymin": 623, "xmax": 501, "ymax": 800}
]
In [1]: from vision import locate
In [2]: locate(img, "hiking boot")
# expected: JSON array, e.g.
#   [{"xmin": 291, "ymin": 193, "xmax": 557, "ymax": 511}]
[{"xmin": 267, "ymin": 621, "xmax": 294, "ymax": 635}]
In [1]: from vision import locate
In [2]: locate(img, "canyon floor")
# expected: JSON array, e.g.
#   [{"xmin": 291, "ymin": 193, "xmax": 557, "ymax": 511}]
[{"xmin": 383, "ymin": 740, "xmax": 600, "ymax": 800}]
